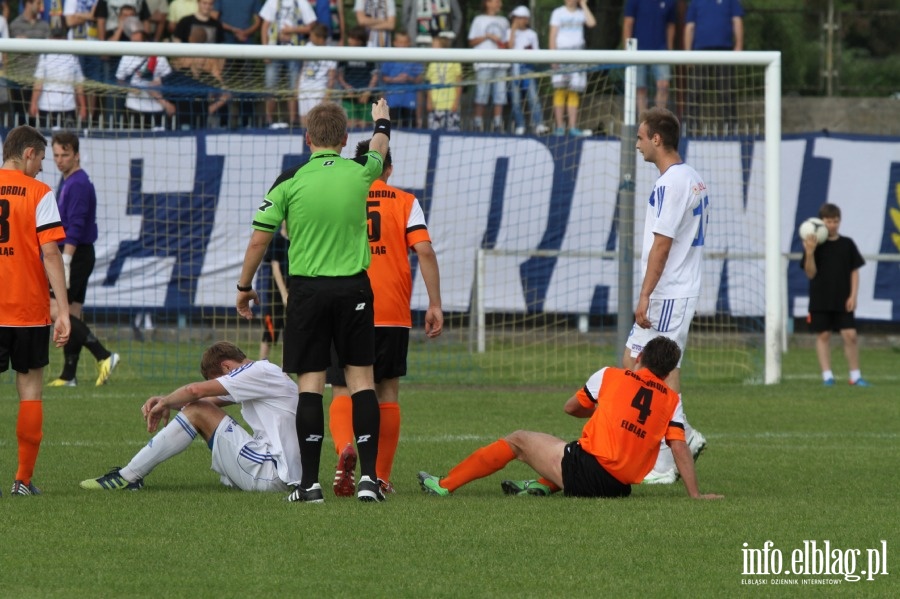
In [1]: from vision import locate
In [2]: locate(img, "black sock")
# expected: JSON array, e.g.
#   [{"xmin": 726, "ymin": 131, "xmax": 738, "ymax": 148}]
[
  {"xmin": 59, "ymin": 317, "xmax": 89, "ymax": 379},
  {"xmin": 296, "ymin": 392, "xmax": 324, "ymax": 488},
  {"xmin": 70, "ymin": 316, "xmax": 111, "ymax": 361},
  {"xmin": 59, "ymin": 349, "xmax": 81, "ymax": 381},
  {"xmin": 351, "ymin": 389, "xmax": 380, "ymax": 479}
]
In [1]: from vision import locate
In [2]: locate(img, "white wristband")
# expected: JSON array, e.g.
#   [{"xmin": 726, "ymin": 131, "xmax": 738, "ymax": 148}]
[{"xmin": 62, "ymin": 253, "xmax": 73, "ymax": 265}]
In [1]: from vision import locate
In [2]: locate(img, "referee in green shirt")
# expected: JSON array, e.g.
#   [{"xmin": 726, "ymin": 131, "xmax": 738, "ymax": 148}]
[{"xmin": 237, "ymin": 99, "xmax": 392, "ymax": 503}]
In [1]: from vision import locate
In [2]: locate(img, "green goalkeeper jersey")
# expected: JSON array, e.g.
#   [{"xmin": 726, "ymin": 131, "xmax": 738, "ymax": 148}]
[{"xmin": 252, "ymin": 149, "xmax": 384, "ymax": 277}]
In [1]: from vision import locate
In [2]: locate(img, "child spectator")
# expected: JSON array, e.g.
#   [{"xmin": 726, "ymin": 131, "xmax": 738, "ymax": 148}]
[
  {"xmin": 506, "ymin": 5, "xmax": 548, "ymax": 135},
  {"xmin": 335, "ymin": 25, "xmax": 379, "ymax": 129},
  {"xmin": 309, "ymin": 0, "xmax": 344, "ymax": 45},
  {"xmin": 425, "ymin": 31, "xmax": 461, "ymax": 131},
  {"xmin": 802, "ymin": 203, "xmax": 870, "ymax": 387},
  {"xmin": 548, "ymin": 0, "xmax": 595, "ymax": 136},
  {"xmin": 379, "ymin": 30, "xmax": 424, "ymax": 128},
  {"xmin": 296, "ymin": 23, "xmax": 336, "ymax": 127},
  {"xmin": 468, "ymin": 0, "xmax": 509, "ymax": 132}
]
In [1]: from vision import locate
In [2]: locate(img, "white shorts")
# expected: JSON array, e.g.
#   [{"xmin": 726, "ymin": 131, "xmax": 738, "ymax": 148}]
[
  {"xmin": 210, "ymin": 416, "xmax": 290, "ymax": 492},
  {"xmin": 625, "ymin": 297, "xmax": 698, "ymax": 368},
  {"xmin": 551, "ymin": 70, "xmax": 587, "ymax": 93},
  {"xmin": 298, "ymin": 90, "xmax": 327, "ymax": 118}
]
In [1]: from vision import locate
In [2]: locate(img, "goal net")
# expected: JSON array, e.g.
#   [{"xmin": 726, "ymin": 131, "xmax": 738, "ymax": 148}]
[{"xmin": 0, "ymin": 39, "xmax": 782, "ymax": 386}]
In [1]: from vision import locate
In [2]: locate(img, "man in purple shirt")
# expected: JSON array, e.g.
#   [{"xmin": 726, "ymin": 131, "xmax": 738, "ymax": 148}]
[{"xmin": 48, "ymin": 132, "xmax": 120, "ymax": 388}]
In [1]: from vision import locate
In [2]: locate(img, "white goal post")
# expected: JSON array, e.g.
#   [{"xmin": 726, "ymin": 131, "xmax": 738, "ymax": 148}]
[{"xmin": 0, "ymin": 39, "xmax": 783, "ymax": 384}]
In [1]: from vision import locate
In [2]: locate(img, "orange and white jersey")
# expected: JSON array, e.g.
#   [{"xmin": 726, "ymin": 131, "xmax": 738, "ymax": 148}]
[
  {"xmin": 0, "ymin": 171, "xmax": 65, "ymax": 326},
  {"xmin": 575, "ymin": 366, "xmax": 686, "ymax": 484},
  {"xmin": 367, "ymin": 179, "xmax": 431, "ymax": 327}
]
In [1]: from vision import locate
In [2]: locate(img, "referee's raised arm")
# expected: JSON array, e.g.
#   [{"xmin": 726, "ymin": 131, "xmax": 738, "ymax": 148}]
[{"xmin": 370, "ymin": 98, "xmax": 391, "ymax": 160}]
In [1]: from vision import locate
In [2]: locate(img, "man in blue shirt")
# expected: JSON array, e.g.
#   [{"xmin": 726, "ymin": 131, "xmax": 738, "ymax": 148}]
[
  {"xmin": 622, "ymin": 0, "xmax": 677, "ymax": 112},
  {"xmin": 683, "ymin": 0, "xmax": 744, "ymax": 133}
]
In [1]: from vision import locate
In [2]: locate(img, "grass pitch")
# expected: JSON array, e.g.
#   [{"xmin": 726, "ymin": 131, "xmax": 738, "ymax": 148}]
[{"xmin": 0, "ymin": 346, "xmax": 897, "ymax": 597}]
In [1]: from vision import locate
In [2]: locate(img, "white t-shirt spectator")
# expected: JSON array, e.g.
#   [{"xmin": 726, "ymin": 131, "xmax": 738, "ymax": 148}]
[
  {"xmin": 468, "ymin": 13, "xmax": 509, "ymax": 70},
  {"xmin": 353, "ymin": 0, "xmax": 396, "ymax": 47},
  {"xmin": 34, "ymin": 53, "xmax": 85, "ymax": 112},
  {"xmin": 550, "ymin": 5, "xmax": 587, "ymax": 50},
  {"xmin": 259, "ymin": 0, "xmax": 317, "ymax": 45},
  {"xmin": 116, "ymin": 54, "xmax": 174, "ymax": 113}
]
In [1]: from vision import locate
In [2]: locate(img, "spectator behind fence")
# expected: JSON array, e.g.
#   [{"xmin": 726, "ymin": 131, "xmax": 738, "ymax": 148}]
[
  {"xmin": 30, "ymin": 24, "xmax": 87, "ymax": 128},
  {"xmin": 468, "ymin": 0, "xmax": 509, "ymax": 133},
  {"xmin": 402, "ymin": 0, "xmax": 460, "ymax": 48},
  {"xmin": 115, "ymin": 16, "xmax": 175, "ymax": 129},
  {"xmin": 506, "ymin": 5, "xmax": 548, "ymax": 136},
  {"xmin": 379, "ymin": 30, "xmax": 423, "ymax": 128},
  {"xmin": 8, "ymin": 0, "xmax": 50, "ymax": 124},
  {"xmin": 296, "ymin": 23, "xmax": 335, "ymax": 127},
  {"xmin": 259, "ymin": 0, "xmax": 318, "ymax": 128},
  {"xmin": 173, "ymin": 0, "xmax": 224, "ymax": 43},
  {"xmin": 0, "ymin": 11, "xmax": 9, "ymax": 121},
  {"xmin": 167, "ymin": 0, "xmax": 197, "ymax": 34},
  {"xmin": 622, "ymin": 0, "xmax": 676, "ymax": 112},
  {"xmin": 335, "ymin": 25, "xmax": 379, "ymax": 129},
  {"xmin": 63, "ymin": 0, "xmax": 104, "ymax": 123},
  {"xmin": 213, "ymin": 0, "xmax": 262, "ymax": 127},
  {"xmin": 684, "ymin": 0, "xmax": 744, "ymax": 131},
  {"xmin": 309, "ymin": 0, "xmax": 344, "ymax": 45},
  {"xmin": 354, "ymin": 0, "xmax": 394, "ymax": 48},
  {"xmin": 425, "ymin": 31, "xmax": 461, "ymax": 131},
  {"xmin": 548, "ymin": 0, "xmax": 596, "ymax": 136},
  {"xmin": 97, "ymin": 1, "xmax": 151, "ymax": 119},
  {"xmin": 145, "ymin": 0, "xmax": 167, "ymax": 39},
  {"xmin": 164, "ymin": 26, "xmax": 231, "ymax": 129},
  {"xmin": 214, "ymin": 0, "xmax": 261, "ymax": 44}
]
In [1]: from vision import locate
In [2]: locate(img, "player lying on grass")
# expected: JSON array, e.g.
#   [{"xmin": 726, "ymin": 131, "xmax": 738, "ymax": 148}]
[
  {"xmin": 418, "ymin": 336, "xmax": 723, "ymax": 500},
  {"xmin": 80, "ymin": 342, "xmax": 302, "ymax": 493}
]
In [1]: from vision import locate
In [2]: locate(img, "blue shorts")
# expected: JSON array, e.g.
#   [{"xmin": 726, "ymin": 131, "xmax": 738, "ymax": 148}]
[
  {"xmin": 635, "ymin": 64, "xmax": 672, "ymax": 88},
  {"xmin": 474, "ymin": 68, "xmax": 508, "ymax": 106},
  {"xmin": 265, "ymin": 60, "xmax": 300, "ymax": 92}
]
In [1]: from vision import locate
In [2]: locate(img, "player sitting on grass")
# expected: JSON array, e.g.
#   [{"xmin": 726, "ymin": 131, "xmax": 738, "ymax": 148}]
[
  {"xmin": 418, "ymin": 336, "xmax": 723, "ymax": 500},
  {"xmin": 80, "ymin": 342, "xmax": 301, "ymax": 493}
]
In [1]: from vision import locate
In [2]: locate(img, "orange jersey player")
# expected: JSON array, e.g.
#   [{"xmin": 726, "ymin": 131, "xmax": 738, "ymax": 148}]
[
  {"xmin": 0, "ymin": 125, "xmax": 71, "ymax": 497},
  {"xmin": 417, "ymin": 336, "xmax": 723, "ymax": 500},
  {"xmin": 328, "ymin": 139, "xmax": 443, "ymax": 497}
]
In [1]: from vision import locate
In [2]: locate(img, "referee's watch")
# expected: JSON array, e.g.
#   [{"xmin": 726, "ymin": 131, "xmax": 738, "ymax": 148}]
[{"xmin": 236, "ymin": 283, "xmax": 253, "ymax": 292}]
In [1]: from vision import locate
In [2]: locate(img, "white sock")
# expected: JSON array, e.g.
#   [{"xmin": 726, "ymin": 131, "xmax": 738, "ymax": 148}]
[
  {"xmin": 120, "ymin": 412, "xmax": 198, "ymax": 481},
  {"xmin": 849, "ymin": 370, "xmax": 861, "ymax": 383},
  {"xmin": 653, "ymin": 441, "xmax": 676, "ymax": 473},
  {"xmin": 822, "ymin": 370, "xmax": 834, "ymax": 382}
]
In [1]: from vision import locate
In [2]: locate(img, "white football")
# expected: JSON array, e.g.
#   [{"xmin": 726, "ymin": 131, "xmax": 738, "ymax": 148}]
[{"xmin": 798, "ymin": 217, "xmax": 828, "ymax": 245}]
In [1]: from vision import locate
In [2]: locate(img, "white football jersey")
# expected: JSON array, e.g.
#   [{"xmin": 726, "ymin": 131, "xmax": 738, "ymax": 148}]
[
  {"xmin": 641, "ymin": 162, "xmax": 709, "ymax": 299},
  {"xmin": 216, "ymin": 360, "xmax": 301, "ymax": 486}
]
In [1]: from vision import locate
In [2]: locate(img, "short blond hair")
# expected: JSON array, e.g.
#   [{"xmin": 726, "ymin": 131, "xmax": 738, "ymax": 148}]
[{"xmin": 306, "ymin": 102, "xmax": 348, "ymax": 147}]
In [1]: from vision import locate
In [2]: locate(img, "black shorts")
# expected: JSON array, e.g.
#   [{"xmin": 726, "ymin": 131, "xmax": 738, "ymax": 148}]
[
  {"xmin": 0, "ymin": 326, "xmax": 52, "ymax": 374},
  {"xmin": 50, "ymin": 244, "xmax": 95, "ymax": 304},
  {"xmin": 326, "ymin": 326, "xmax": 410, "ymax": 386},
  {"xmin": 283, "ymin": 272, "xmax": 374, "ymax": 375},
  {"xmin": 561, "ymin": 441, "xmax": 631, "ymax": 498},
  {"xmin": 808, "ymin": 310, "xmax": 856, "ymax": 333}
]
